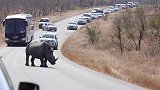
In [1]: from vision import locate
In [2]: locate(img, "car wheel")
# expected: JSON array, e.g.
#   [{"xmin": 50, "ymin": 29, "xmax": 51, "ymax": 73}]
[
  {"xmin": 7, "ymin": 43, "xmax": 11, "ymax": 46},
  {"xmin": 54, "ymin": 46, "xmax": 58, "ymax": 50}
]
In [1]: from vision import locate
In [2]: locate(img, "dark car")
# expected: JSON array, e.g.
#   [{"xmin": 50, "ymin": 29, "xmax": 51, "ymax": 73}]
[{"xmin": 0, "ymin": 56, "xmax": 39, "ymax": 90}]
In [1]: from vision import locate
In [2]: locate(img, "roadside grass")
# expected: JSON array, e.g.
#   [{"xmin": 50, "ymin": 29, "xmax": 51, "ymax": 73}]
[
  {"xmin": 61, "ymin": 11, "xmax": 160, "ymax": 90},
  {"xmin": 0, "ymin": 27, "xmax": 5, "ymax": 45}
]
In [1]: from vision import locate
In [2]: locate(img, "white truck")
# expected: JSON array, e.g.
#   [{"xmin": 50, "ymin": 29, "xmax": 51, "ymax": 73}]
[{"xmin": 39, "ymin": 18, "xmax": 49, "ymax": 29}]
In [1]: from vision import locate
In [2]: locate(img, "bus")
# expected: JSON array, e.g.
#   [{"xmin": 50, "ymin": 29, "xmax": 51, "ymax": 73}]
[{"xmin": 3, "ymin": 14, "xmax": 34, "ymax": 46}]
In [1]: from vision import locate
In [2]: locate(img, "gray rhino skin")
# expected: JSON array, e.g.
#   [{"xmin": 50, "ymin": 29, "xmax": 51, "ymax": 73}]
[{"xmin": 25, "ymin": 41, "xmax": 58, "ymax": 67}]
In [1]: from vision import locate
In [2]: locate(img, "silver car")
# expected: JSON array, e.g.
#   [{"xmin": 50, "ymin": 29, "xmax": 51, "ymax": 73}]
[
  {"xmin": 77, "ymin": 17, "xmax": 88, "ymax": 25},
  {"xmin": 67, "ymin": 20, "xmax": 78, "ymax": 30},
  {"xmin": 40, "ymin": 32, "xmax": 58, "ymax": 50},
  {"xmin": 42, "ymin": 22, "xmax": 57, "ymax": 31},
  {"xmin": 39, "ymin": 18, "xmax": 49, "ymax": 29},
  {"xmin": 47, "ymin": 25, "xmax": 57, "ymax": 32}
]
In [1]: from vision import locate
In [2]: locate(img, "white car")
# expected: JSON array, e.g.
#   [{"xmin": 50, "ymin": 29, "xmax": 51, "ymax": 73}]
[
  {"xmin": 82, "ymin": 13, "xmax": 94, "ymax": 20},
  {"xmin": 92, "ymin": 8, "xmax": 103, "ymax": 14},
  {"xmin": 77, "ymin": 17, "xmax": 88, "ymax": 25},
  {"xmin": 39, "ymin": 18, "xmax": 49, "ymax": 29},
  {"xmin": 104, "ymin": 9, "xmax": 112, "ymax": 14},
  {"xmin": 91, "ymin": 13, "xmax": 99, "ymax": 19},
  {"xmin": 67, "ymin": 20, "xmax": 78, "ymax": 30},
  {"xmin": 80, "ymin": 16, "xmax": 91, "ymax": 23},
  {"xmin": 47, "ymin": 25, "xmax": 57, "ymax": 32},
  {"xmin": 108, "ymin": 6, "xmax": 116, "ymax": 12},
  {"xmin": 91, "ymin": 12, "xmax": 103, "ymax": 18},
  {"xmin": 40, "ymin": 32, "xmax": 58, "ymax": 50},
  {"xmin": 42, "ymin": 22, "xmax": 57, "ymax": 31}
]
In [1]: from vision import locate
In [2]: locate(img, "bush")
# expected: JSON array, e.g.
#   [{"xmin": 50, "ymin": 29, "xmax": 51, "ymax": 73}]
[{"xmin": 85, "ymin": 26, "xmax": 101, "ymax": 44}]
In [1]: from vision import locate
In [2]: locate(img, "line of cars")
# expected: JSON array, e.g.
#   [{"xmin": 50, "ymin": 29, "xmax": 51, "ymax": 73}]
[
  {"xmin": 38, "ymin": 18, "xmax": 58, "ymax": 50},
  {"xmin": 104, "ymin": 2, "xmax": 139, "ymax": 14},
  {"xmin": 67, "ymin": 1, "xmax": 140, "ymax": 31},
  {"xmin": 39, "ymin": 18, "xmax": 57, "ymax": 32},
  {"xmin": 38, "ymin": 1, "xmax": 140, "ymax": 50},
  {"xmin": 67, "ymin": 8, "xmax": 103, "ymax": 30}
]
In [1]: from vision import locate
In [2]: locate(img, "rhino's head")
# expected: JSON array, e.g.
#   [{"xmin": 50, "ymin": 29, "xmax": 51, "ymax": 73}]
[
  {"xmin": 47, "ymin": 53, "xmax": 58, "ymax": 65},
  {"xmin": 45, "ymin": 43, "xmax": 58, "ymax": 65}
]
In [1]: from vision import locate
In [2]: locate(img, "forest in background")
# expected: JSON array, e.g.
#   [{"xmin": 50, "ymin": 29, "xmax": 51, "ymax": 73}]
[
  {"xmin": 0, "ymin": 0, "xmax": 108, "ymax": 23},
  {"xmin": 0, "ymin": 0, "xmax": 156, "ymax": 24}
]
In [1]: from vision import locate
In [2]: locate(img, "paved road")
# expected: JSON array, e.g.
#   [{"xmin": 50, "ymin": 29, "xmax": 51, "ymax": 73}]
[{"xmin": 0, "ymin": 15, "xmax": 147, "ymax": 90}]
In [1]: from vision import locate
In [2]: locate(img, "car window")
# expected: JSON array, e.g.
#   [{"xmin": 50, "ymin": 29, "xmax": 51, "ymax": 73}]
[
  {"xmin": 79, "ymin": 17, "xmax": 86, "ymax": 20},
  {"xmin": 39, "ymin": 19, "xmax": 49, "ymax": 22},
  {"xmin": 0, "ymin": 68, "xmax": 10, "ymax": 90},
  {"xmin": 49, "ymin": 27, "xmax": 54, "ymax": 29},
  {"xmin": 83, "ymin": 14, "xmax": 90, "ymax": 17},
  {"xmin": 42, "ymin": 34, "xmax": 55, "ymax": 39},
  {"xmin": 69, "ymin": 22, "xmax": 76, "ymax": 24}
]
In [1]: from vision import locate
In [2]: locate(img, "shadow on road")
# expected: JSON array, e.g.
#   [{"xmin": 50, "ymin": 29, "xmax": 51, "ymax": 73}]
[
  {"xmin": 6, "ymin": 43, "xmax": 27, "ymax": 47},
  {"xmin": 28, "ymin": 65, "xmax": 56, "ymax": 69}
]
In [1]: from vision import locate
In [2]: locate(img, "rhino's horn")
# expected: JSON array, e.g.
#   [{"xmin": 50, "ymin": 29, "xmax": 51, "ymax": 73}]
[{"xmin": 55, "ymin": 58, "xmax": 58, "ymax": 61}]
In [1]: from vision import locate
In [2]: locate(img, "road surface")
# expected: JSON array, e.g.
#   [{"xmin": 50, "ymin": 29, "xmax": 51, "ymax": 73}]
[{"xmin": 0, "ymin": 15, "xmax": 147, "ymax": 90}]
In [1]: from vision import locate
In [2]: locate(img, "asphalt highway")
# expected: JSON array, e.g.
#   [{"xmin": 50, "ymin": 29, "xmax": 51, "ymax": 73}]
[{"xmin": 0, "ymin": 15, "xmax": 147, "ymax": 90}]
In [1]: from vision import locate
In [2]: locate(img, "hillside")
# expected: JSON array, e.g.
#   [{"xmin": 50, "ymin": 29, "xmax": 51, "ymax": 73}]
[{"xmin": 61, "ymin": 6, "xmax": 160, "ymax": 90}]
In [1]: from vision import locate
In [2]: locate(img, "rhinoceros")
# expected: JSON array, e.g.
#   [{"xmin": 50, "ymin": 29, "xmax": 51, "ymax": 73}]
[{"xmin": 25, "ymin": 41, "xmax": 58, "ymax": 67}]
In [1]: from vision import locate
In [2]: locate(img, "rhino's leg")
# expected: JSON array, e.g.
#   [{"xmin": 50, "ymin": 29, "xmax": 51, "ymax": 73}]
[
  {"xmin": 31, "ymin": 56, "xmax": 36, "ymax": 66},
  {"xmin": 25, "ymin": 54, "xmax": 30, "ymax": 66},
  {"xmin": 40, "ymin": 58, "xmax": 48, "ymax": 67},
  {"xmin": 44, "ymin": 59, "xmax": 48, "ymax": 67}
]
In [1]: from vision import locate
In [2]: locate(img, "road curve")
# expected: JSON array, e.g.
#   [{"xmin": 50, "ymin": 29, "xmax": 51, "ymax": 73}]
[{"xmin": 0, "ymin": 15, "xmax": 147, "ymax": 90}]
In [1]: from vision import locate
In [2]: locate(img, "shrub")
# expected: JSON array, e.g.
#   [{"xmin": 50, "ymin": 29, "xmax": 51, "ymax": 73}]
[{"xmin": 85, "ymin": 26, "xmax": 101, "ymax": 44}]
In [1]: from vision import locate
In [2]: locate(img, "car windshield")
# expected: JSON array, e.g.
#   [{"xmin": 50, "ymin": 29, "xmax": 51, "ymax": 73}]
[
  {"xmin": 79, "ymin": 18, "xmax": 85, "ymax": 20},
  {"xmin": 92, "ymin": 13, "xmax": 97, "ymax": 15},
  {"xmin": 83, "ymin": 14, "xmax": 91, "ymax": 17},
  {"xmin": 48, "ymin": 27, "xmax": 55, "ymax": 30},
  {"xmin": 42, "ymin": 34, "xmax": 55, "ymax": 39},
  {"xmin": 39, "ymin": 19, "xmax": 49, "ymax": 22},
  {"xmin": 5, "ymin": 19, "xmax": 26, "ymax": 33},
  {"xmin": 69, "ymin": 22, "xmax": 76, "ymax": 24},
  {"xmin": 93, "ymin": 9, "xmax": 103, "ymax": 13},
  {"xmin": 108, "ymin": 6, "xmax": 114, "ymax": 9}
]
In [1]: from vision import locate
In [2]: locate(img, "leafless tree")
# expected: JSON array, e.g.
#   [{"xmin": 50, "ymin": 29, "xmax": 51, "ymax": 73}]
[
  {"xmin": 113, "ymin": 16, "xmax": 123, "ymax": 53},
  {"xmin": 134, "ymin": 7, "xmax": 147, "ymax": 50},
  {"xmin": 122, "ymin": 9, "xmax": 138, "ymax": 50}
]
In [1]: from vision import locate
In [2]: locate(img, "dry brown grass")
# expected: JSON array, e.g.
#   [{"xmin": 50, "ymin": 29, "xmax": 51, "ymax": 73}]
[
  {"xmin": 0, "ymin": 26, "xmax": 5, "ymax": 46},
  {"xmin": 61, "ymin": 11, "xmax": 160, "ymax": 90}
]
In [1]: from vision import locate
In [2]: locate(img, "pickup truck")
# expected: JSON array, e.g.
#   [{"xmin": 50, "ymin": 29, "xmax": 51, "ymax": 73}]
[{"xmin": 39, "ymin": 18, "xmax": 49, "ymax": 29}]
